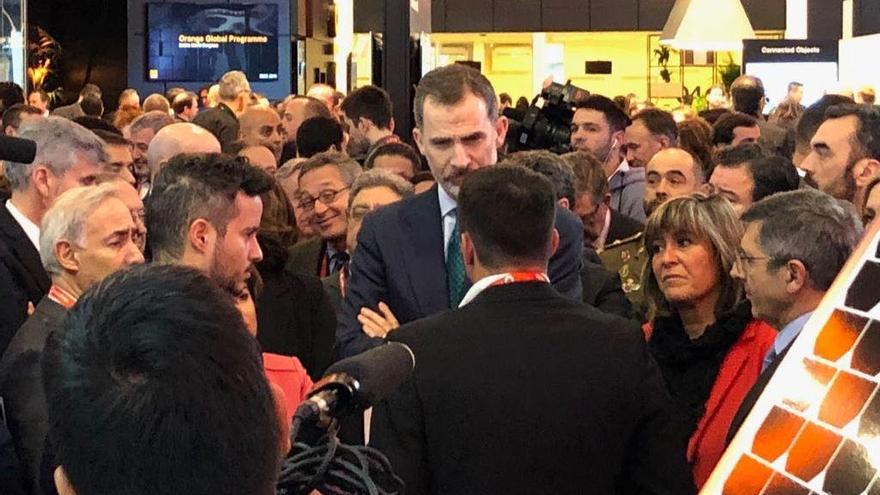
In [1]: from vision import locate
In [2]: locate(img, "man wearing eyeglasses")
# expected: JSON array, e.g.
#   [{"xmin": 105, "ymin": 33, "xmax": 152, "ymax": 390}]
[
  {"xmin": 286, "ymin": 151, "xmax": 362, "ymax": 279},
  {"xmin": 238, "ymin": 106, "xmax": 285, "ymax": 162},
  {"xmin": 726, "ymin": 189, "xmax": 862, "ymax": 441}
]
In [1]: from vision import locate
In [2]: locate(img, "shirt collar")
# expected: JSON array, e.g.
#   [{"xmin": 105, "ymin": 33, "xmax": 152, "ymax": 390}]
[
  {"xmin": 775, "ymin": 311, "xmax": 813, "ymax": 355},
  {"xmin": 609, "ymin": 159, "xmax": 630, "ymax": 181},
  {"xmin": 594, "ymin": 208, "xmax": 612, "ymax": 251},
  {"xmin": 458, "ymin": 273, "xmax": 508, "ymax": 308},
  {"xmin": 5, "ymin": 200, "xmax": 40, "ymax": 250},
  {"xmin": 437, "ymin": 185, "xmax": 457, "ymax": 219}
]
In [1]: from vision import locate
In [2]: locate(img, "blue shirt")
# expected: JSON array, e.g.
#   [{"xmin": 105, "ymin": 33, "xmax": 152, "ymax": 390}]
[
  {"xmin": 438, "ymin": 186, "xmax": 458, "ymax": 257},
  {"xmin": 763, "ymin": 311, "xmax": 813, "ymax": 371}
]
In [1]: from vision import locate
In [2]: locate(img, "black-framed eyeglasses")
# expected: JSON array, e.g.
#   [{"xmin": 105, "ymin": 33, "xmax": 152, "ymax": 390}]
[{"xmin": 297, "ymin": 187, "xmax": 349, "ymax": 212}]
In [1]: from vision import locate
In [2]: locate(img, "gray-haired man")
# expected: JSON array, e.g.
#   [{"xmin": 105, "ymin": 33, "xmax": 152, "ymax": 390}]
[
  {"xmin": 728, "ymin": 188, "xmax": 863, "ymax": 440},
  {"xmin": 0, "ymin": 117, "xmax": 106, "ymax": 354},
  {"xmin": 0, "ymin": 184, "xmax": 143, "ymax": 494}
]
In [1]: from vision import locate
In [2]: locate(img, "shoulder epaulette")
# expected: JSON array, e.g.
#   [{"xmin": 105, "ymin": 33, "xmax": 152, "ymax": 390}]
[{"xmin": 604, "ymin": 231, "xmax": 643, "ymax": 250}]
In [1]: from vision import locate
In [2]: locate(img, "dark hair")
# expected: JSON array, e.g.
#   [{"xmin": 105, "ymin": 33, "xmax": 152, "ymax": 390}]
[
  {"xmin": 414, "ymin": 64, "xmax": 497, "ymax": 129},
  {"xmin": 515, "ymin": 96, "xmax": 529, "ymax": 112},
  {"xmin": 80, "ymin": 83, "xmax": 102, "ymax": 99},
  {"xmin": 296, "ymin": 116, "xmax": 344, "ymax": 158},
  {"xmin": 365, "ymin": 141, "xmax": 422, "ymax": 173},
  {"xmin": 43, "ymin": 264, "xmax": 280, "ymax": 495},
  {"xmin": 458, "ymin": 166, "xmax": 556, "ymax": 268},
  {"xmin": 698, "ymin": 108, "xmax": 731, "ymax": 125},
  {"xmin": 712, "ymin": 112, "xmax": 758, "ymax": 146},
  {"xmin": 715, "ymin": 143, "xmax": 799, "ymax": 202},
  {"xmin": 80, "ymin": 94, "xmax": 104, "ymax": 117},
  {"xmin": 146, "ymin": 153, "xmax": 273, "ymax": 262},
  {"xmin": 411, "ymin": 170, "xmax": 435, "ymax": 186},
  {"xmin": 93, "ymin": 129, "xmax": 129, "ymax": 145},
  {"xmin": 2, "ymin": 103, "xmax": 42, "ymax": 132},
  {"xmin": 771, "ymin": 100, "xmax": 803, "ymax": 124},
  {"xmin": 499, "ymin": 93, "xmax": 512, "ymax": 105},
  {"xmin": 632, "ymin": 108, "xmax": 679, "ymax": 144},
  {"xmin": 678, "ymin": 117, "xmax": 715, "ymax": 176},
  {"xmin": 795, "ymin": 95, "xmax": 854, "ymax": 154},
  {"xmin": 562, "ymin": 150, "xmax": 608, "ymax": 203},
  {"xmin": 74, "ymin": 115, "xmax": 119, "ymax": 134},
  {"xmin": 340, "ymin": 85, "xmax": 393, "ymax": 129},
  {"xmin": 0, "ymin": 81, "xmax": 25, "ymax": 113},
  {"xmin": 172, "ymin": 92, "xmax": 198, "ymax": 115},
  {"xmin": 824, "ymin": 103, "xmax": 880, "ymax": 162},
  {"xmin": 504, "ymin": 150, "xmax": 576, "ymax": 207},
  {"xmin": 575, "ymin": 94, "xmax": 630, "ymax": 133},
  {"xmin": 730, "ymin": 75, "xmax": 766, "ymax": 116}
]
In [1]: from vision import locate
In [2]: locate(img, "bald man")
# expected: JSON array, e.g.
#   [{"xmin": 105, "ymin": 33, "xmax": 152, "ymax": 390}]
[
  {"xmin": 280, "ymin": 96, "xmax": 334, "ymax": 163},
  {"xmin": 239, "ymin": 145, "xmax": 278, "ymax": 175},
  {"xmin": 144, "ymin": 123, "xmax": 222, "ymax": 195},
  {"xmin": 643, "ymin": 147, "xmax": 708, "ymax": 217},
  {"xmin": 306, "ymin": 84, "xmax": 340, "ymax": 114},
  {"xmin": 239, "ymin": 106, "xmax": 285, "ymax": 161}
]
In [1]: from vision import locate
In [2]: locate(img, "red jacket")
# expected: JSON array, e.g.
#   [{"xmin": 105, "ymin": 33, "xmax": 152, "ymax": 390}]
[{"xmin": 643, "ymin": 319, "xmax": 776, "ymax": 488}]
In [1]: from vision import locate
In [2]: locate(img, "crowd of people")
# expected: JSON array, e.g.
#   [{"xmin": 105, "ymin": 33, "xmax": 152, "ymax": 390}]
[{"xmin": 0, "ymin": 63, "xmax": 874, "ymax": 495}]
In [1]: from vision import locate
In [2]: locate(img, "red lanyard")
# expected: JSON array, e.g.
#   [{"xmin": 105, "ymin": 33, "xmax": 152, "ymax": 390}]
[
  {"xmin": 488, "ymin": 271, "xmax": 550, "ymax": 287},
  {"xmin": 47, "ymin": 285, "xmax": 77, "ymax": 309}
]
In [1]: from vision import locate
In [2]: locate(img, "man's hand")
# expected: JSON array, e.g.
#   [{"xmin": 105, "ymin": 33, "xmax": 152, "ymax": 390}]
[{"xmin": 358, "ymin": 302, "xmax": 400, "ymax": 339}]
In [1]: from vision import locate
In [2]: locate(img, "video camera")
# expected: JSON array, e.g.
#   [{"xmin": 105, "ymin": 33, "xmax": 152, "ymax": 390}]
[{"xmin": 504, "ymin": 80, "xmax": 589, "ymax": 154}]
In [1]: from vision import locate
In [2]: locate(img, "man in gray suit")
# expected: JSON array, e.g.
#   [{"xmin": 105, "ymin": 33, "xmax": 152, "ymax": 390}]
[
  {"xmin": 51, "ymin": 84, "xmax": 101, "ymax": 121},
  {"xmin": 0, "ymin": 184, "xmax": 143, "ymax": 494}
]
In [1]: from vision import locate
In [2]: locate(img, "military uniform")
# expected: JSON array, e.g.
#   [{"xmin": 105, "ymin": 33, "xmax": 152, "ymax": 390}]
[{"xmin": 599, "ymin": 232, "xmax": 647, "ymax": 318}]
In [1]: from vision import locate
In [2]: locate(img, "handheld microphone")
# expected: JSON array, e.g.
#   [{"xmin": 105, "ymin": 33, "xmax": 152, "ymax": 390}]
[
  {"xmin": 0, "ymin": 135, "xmax": 36, "ymax": 164},
  {"xmin": 293, "ymin": 342, "xmax": 415, "ymax": 434}
]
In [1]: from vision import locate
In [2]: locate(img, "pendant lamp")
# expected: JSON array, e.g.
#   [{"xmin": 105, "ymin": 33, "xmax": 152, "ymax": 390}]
[{"xmin": 660, "ymin": 0, "xmax": 756, "ymax": 51}]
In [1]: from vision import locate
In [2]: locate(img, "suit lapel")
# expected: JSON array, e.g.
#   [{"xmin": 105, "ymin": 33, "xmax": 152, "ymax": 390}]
[
  {"xmin": 399, "ymin": 186, "xmax": 449, "ymax": 315},
  {"xmin": 0, "ymin": 205, "xmax": 50, "ymax": 297}
]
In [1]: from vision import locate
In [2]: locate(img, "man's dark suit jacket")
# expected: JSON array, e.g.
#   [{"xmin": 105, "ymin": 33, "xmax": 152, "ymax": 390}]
[
  {"xmin": 0, "ymin": 297, "xmax": 65, "ymax": 495},
  {"xmin": 370, "ymin": 282, "xmax": 695, "ymax": 495},
  {"xmin": 337, "ymin": 185, "xmax": 583, "ymax": 359},
  {"xmin": 255, "ymin": 267, "xmax": 337, "ymax": 380},
  {"xmin": 50, "ymin": 103, "xmax": 83, "ymax": 121},
  {"xmin": 0, "ymin": 206, "xmax": 51, "ymax": 356},
  {"xmin": 607, "ymin": 209, "xmax": 644, "ymax": 247},
  {"xmin": 191, "ymin": 103, "xmax": 239, "ymax": 153},
  {"xmin": 285, "ymin": 238, "xmax": 325, "ymax": 278}
]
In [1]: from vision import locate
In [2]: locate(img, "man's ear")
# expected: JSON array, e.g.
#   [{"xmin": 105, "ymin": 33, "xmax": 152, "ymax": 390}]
[
  {"xmin": 855, "ymin": 158, "xmax": 880, "ymax": 188},
  {"xmin": 658, "ymin": 136, "xmax": 671, "ymax": 149},
  {"xmin": 388, "ymin": 116, "xmax": 395, "ymax": 133},
  {"xmin": 54, "ymin": 466, "xmax": 77, "ymax": 495},
  {"xmin": 412, "ymin": 127, "xmax": 425, "ymax": 156},
  {"xmin": 32, "ymin": 165, "xmax": 52, "ymax": 199},
  {"xmin": 785, "ymin": 259, "xmax": 809, "ymax": 294},
  {"xmin": 548, "ymin": 228, "xmax": 561, "ymax": 258},
  {"xmin": 602, "ymin": 193, "xmax": 612, "ymax": 207},
  {"xmin": 461, "ymin": 231, "xmax": 476, "ymax": 267},
  {"xmin": 187, "ymin": 219, "xmax": 216, "ymax": 255},
  {"xmin": 494, "ymin": 116, "xmax": 509, "ymax": 149},
  {"xmin": 54, "ymin": 240, "xmax": 79, "ymax": 273}
]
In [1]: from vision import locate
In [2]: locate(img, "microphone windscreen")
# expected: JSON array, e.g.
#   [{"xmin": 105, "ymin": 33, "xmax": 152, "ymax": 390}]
[
  {"xmin": 0, "ymin": 135, "xmax": 36, "ymax": 164},
  {"xmin": 324, "ymin": 342, "xmax": 415, "ymax": 407}
]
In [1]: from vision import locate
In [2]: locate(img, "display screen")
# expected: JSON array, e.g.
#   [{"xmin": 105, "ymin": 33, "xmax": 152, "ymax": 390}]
[{"xmin": 146, "ymin": 3, "xmax": 279, "ymax": 82}]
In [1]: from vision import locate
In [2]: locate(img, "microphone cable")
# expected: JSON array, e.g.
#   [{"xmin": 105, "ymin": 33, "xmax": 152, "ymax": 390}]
[{"xmin": 276, "ymin": 419, "xmax": 405, "ymax": 495}]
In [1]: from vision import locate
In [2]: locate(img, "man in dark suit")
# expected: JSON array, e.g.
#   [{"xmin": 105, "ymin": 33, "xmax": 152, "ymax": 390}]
[
  {"xmin": 50, "ymin": 84, "xmax": 101, "ymax": 121},
  {"xmin": 0, "ymin": 117, "xmax": 106, "ymax": 355},
  {"xmin": 726, "ymin": 189, "xmax": 861, "ymax": 442},
  {"xmin": 338, "ymin": 65, "xmax": 583, "ymax": 358},
  {"xmin": 192, "ymin": 70, "xmax": 250, "ymax": 153},
  {"xmin": 730, "ymin": 75, "xmax": 795, "ymax": 159},
  {"xmin": 371, "ymin": 166, "xmax": 694, "ymax": 494},
  {"xmin": 285, "ymin": 152, "xmax": 362, "ymax": 279},
  {"xmin": 0, "ymin": 184, "xmax": 144, "ymax": 494}
]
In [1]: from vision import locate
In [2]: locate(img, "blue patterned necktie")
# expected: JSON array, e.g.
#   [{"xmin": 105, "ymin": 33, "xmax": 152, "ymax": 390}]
[{"xmin": 446, "ymin": 217, "xmax": 467, "ymax": 308}]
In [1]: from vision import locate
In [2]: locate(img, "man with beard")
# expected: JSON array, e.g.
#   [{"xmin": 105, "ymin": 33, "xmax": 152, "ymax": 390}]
[
  {"xmin": 238, "ymin": 106, "xmax": 285, "ymax": 163},
  {"xmin": 799, "ymin": 103, "xmax": 880, "ymax": 207},
  {"xmin": 145, "ymin": 153, "xmax": 271, "ymax": 296},
  {"xmin": 340, "ymin": 85, "xmax": 400, "ymax": 162},
  {"xmin": 570, "ymin": 95, "xmax": 645, "ymax": 222},
  {"xmin": 336, "ymin": 64, "xmax": 583, "ymax": 359},
  {"xmin": 600, "ymin": 147, "xmax": 707, "ymax": 314}
]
